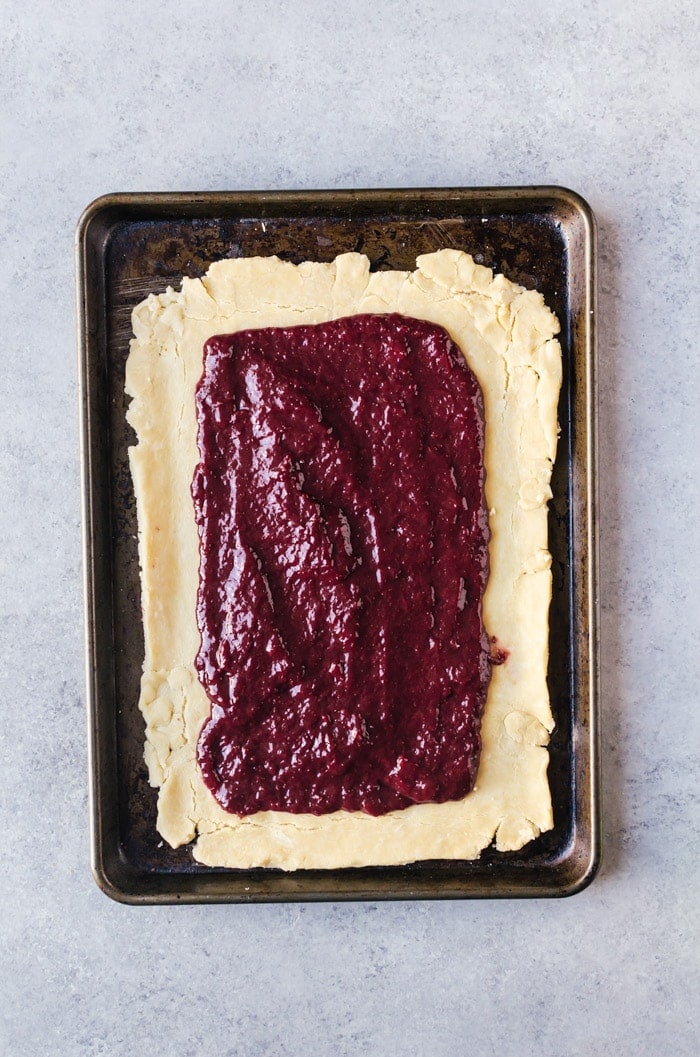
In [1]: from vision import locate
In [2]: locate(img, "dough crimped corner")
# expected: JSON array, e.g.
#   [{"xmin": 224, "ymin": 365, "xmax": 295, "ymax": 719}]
[{"xmin": 126, "ymin": 250, "xmax": 562, "ymax": 870}]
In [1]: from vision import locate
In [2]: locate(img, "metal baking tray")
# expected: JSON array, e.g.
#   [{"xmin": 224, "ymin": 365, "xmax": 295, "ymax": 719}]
[{"xmin": 76, "ymin": 187, "xmax": 599, "ymax": 903}]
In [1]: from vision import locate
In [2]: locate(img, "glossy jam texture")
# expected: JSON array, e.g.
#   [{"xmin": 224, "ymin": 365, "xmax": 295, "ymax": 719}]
[{"xmin": 192, "ymin": 314, "xmax": 491, "ymax": 816}]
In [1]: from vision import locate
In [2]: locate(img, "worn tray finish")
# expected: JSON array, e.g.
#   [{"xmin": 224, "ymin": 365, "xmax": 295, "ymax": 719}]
[{"xmin": 76, "ymin": 187, "xmax": 599, "ymax": 903}]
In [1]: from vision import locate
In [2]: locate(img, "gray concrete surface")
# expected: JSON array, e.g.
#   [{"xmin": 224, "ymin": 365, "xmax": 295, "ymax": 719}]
[{"xmin": 1, "ymin": 1, "xmax": 697, "ymax": 1054}]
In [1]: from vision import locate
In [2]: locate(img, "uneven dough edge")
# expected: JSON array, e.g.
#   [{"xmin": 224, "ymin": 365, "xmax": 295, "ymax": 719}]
[{"xmin": 125, "ymin": 250, "xmax": 562, "ymax": 870}]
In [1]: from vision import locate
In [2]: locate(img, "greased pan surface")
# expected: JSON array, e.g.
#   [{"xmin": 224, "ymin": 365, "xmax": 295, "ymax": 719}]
[{"xmin": 77, "ymin": 188, "xmax": 599, "ymax": 903}]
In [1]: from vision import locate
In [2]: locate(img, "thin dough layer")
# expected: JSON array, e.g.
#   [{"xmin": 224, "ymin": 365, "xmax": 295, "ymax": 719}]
[{"xmin": 126, "ymin": 250, "xmax": 562, "ymax": 870}]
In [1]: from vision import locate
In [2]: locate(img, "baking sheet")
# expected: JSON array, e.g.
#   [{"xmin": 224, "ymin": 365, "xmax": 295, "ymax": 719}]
[{"xmin": 76, "ymin": 187, "xmax": 599, "ymax": 902}]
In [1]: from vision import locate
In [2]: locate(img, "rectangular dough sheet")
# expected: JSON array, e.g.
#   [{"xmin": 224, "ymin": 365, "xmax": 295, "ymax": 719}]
[{"xmin": 126, "ymin": 250, "xmax": 562, "ymax": 870}]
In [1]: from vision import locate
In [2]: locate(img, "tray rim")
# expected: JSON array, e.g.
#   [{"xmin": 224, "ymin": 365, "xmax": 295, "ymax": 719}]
[{"xmin": 76, "ymin": 185, "xmax": 600, "ymax": 904}]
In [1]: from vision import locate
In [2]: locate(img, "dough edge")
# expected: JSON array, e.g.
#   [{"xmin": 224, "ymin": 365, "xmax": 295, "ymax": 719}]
[{"xmin": 125, "ymin": 249, "xmax": 562, "ymax": 871}]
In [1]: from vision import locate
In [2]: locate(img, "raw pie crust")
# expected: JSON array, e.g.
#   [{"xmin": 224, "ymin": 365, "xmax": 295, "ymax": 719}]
[{"xmin": 126, "ymin": 250, "xmax": 562, "ymax": 870}]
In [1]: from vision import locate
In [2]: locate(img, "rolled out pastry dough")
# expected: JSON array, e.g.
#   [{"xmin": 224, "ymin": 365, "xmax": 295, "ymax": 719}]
[{"xmin": 126, "ymin": 250, "xmax": 562, "ymax": 870}]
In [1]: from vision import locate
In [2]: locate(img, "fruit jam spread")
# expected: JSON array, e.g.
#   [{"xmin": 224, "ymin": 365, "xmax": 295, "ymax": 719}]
[{"xmin": 192, "ymin": 313, "xmax": 492, "ymax": 816}]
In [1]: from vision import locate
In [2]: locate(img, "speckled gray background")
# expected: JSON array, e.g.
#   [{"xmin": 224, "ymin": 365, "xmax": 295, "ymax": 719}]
[{"xmin": 1, "ymin": 1, "xmax": 698, "ymax": 1054}]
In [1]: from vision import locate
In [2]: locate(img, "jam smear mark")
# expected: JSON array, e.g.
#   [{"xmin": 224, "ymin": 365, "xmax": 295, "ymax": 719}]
[
  {"xmin": 488, "ymin": 636, "xmax": 510, "ymax": 666},
  {"xmin": 192, "ymin": 314, "xmax": 492, "ymax": 816}
]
